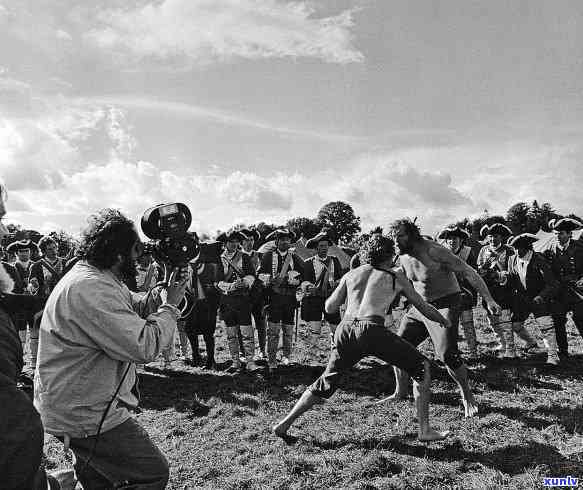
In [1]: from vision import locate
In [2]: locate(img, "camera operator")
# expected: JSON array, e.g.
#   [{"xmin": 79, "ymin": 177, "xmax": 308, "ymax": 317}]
[{"xmin": 34, "ymin": 208, "xmax": 188, "ymax": 489}]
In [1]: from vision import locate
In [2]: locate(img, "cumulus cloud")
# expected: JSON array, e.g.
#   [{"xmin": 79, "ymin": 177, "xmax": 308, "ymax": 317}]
[
  {"xmin": 55, "ymin": 29, "xmax": 72, "ymax": 41},
  {"xmin": 84, "ymin": 0, "xmax": 363, "ymax": 66},
  {"xmin": 387, "ymin": 165, "xmax": 471, "ymax": 207},
  {"xmin": 0, "ymin": 100, "xmax": 136, "ymax": 191}
]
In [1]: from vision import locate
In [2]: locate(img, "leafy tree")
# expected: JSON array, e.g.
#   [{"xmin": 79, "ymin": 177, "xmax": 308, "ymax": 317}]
[
  {"xmin": 286, "ymin": 217, "xmax": 320, "ymax": 241},
  {"xmin": 253, "ymin": 222, "xmax": 279, "ymax": 246},
  {"xmin": 468, "ymin": 214, "xmax": 506, "ymax": 241},
  {"xmin": 538, "ymin": 202, "xmax": 560, "ymax": 231},
  {"xmin": 48, "ymin": 230, "xmax": 79, "ymax": 258},
  {"xmin": 316, "ymin": 201, "xmax": 361, "ymax": 244},
  {"xmin": 507, "ymin": 201, "xmax": 561, "ymax": 233},
  {"xmin": 506, "ymin": 202, "xmax": 529, "ymax": 234},
  {"xmin": 6, "ymin": 223, "xmax": 21, "ymax": 234}
]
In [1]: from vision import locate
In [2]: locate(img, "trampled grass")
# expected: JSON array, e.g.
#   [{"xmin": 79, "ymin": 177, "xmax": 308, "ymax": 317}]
[{"xmin": 43, "ymin": 312, "xmax": 583, "ymax": 489}]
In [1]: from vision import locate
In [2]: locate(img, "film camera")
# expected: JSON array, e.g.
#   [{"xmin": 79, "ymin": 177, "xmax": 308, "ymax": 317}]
[{"xmin": 141, "ymin": 203, "xmax": 199, "ymax": 267}]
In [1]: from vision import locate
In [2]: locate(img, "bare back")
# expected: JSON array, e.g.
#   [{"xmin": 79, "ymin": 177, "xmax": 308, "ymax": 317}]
[
  {"xmin": 342, "ymin": 265, "xmax": 399, "ymax": 319},
  {"xmin": 399, "ymin": 240, "xmax": 460, "ymax": 302}
]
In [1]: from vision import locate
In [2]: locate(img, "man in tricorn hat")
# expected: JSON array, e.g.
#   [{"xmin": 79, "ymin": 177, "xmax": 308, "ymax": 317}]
[
  {"xmin": 239, "ymin": 228, "xmax": 266, "ymax": 360},
  {"xmin": 28, "ymin": 236, "xmax": 65, "ymax": 370},
  {"xmin": 505, "ymin": 233, "xmax": 559, "ymax": 364},
  {"xmin": 438, "ymin": 226, "xmax": 479, "ymax": 359},
  {"xmin": 545, "ymin": 217, "xmax": 583, "ymax": 358},
  {"xmin": 476, "ymin": 223, "xmax": 519, "ymax": 357},
  {"xmin": 300, "ymin": 229, "xmax": 343, "ymax": 364},
  {"xmin": 216, "ymin": 230, "xmax": 258, "ymax": 373},
  {"xmin": 5, "ymin": 239, "xmax": 38, "ymax": 359},
  {"xmin": 258, "ymin": 228, "xmax": 304, "ymax": 371}
]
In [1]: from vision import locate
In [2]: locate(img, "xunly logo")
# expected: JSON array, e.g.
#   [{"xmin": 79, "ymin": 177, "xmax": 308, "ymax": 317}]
[{"xmin": 543, "ymin": 476, "xmax": 579, "ymax": 487}]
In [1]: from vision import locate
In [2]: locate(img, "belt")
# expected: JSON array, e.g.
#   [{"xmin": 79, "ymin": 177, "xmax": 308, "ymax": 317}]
[{"xmin": 347, "ymin": 315, "xmax": 385, "ymax": 325}]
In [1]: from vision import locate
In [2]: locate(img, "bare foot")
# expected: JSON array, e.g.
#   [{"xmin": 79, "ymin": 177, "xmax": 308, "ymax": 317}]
[
  {"xmin": 462, "ymin": 394, "xmax": 479, "ymax": 417},
  {"xmin": 418, "ymin": 428, "xmax": 450, "ymax": 442},
  {"xmin": 273, "ymin": 421, "xmax": 289, "ymax": 437},
  {"xmin": 375, "ymin": 392, "xmax": 408, "ymax": 404}
]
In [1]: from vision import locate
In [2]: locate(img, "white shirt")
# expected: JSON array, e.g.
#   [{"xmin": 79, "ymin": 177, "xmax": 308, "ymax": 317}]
[
  {"xmin": 313, "ymin": 255, "xmax": 328, "ymax": 278},
  {"xmin": 516, "ymin": 250, "xmax": 533, "ymax": 289}
]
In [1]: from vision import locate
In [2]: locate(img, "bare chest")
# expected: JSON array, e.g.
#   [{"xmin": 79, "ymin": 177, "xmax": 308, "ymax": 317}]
[{"xmin": 401, "ymin": 255, "xmax": 444, "ymax": 283}]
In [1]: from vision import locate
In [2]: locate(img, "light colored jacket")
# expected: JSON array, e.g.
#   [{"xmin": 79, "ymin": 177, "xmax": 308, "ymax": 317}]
[{"xmin": 34, "ymin": 261, "xmax": 180, "ymax": 438}]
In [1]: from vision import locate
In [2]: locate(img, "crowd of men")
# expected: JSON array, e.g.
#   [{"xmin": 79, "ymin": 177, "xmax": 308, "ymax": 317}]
[
  {"xmin": 1, "ymin": 176, "xmax": 582, "ymax": 487},
  {"xmin": 4, "ymin": 216, "xmax": 582, "ymax": 382}
]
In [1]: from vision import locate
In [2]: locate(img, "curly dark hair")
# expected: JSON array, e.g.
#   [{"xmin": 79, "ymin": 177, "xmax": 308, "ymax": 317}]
[
  {"xmin": 77, "ymin": 209, "xmax": 138, "ymax": 269},
  {"xmin": 389, "ymin": 218, "xmax": 421, "ymax": 241},
  {"xmin": 359, "ymin": 235, "xmax": 395, "ymax": 266},
  {"xmin": 38, "ymin": 236, "xmax": 57, "ymax": 253}
]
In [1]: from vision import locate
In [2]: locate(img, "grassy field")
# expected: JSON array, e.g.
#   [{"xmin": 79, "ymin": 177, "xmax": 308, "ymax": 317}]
[{"xmin": 43, "ymin": 312, "xmax": 583, "ymax": 489}]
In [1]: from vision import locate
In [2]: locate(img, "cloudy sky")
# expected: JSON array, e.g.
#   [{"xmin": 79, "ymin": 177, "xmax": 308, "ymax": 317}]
[{"xmin": 1, "ymin": 1, "xmax": 582, "ymax": 237}]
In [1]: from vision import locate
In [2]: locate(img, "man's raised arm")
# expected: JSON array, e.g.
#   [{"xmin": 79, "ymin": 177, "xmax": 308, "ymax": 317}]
[{"xmin": 431, "ymin": 246, "xmax": 500, "ymax": 315}]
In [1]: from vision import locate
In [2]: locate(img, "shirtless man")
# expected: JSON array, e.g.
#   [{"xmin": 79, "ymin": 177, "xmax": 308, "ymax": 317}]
[
  {"xmin": 389, "ymin": 219, "xmax": 500, "ymax": 417},
  {"xmin": 273, "ymin": 235, "xmax": 451, "ymax": 442}
]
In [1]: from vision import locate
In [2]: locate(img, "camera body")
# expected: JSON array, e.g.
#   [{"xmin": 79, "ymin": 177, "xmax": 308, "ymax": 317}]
[{"xmin": 141, "ymin": 203, "xmax": 199, "ymax": 267}]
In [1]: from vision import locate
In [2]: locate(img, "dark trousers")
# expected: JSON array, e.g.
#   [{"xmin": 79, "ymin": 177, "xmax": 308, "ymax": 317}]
[
  {"xmin": 183, "ymin": 299, "xmax": 218, "ymax": 364},
  {"xmin": 309, "ymin": 316, "xmax": 427, "ymax": 399},
  {"xmin": 552, "ymin": 300, "xmax": 583, "ymax": 356},
  {"xmin": 67, "ymin": 418, "xmax": 169, "ymax": 490}
]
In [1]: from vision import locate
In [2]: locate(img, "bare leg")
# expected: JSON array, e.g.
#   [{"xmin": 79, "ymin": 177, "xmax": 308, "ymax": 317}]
[
  {"xmin": 413, "ymin": 360, "xmax": 449, "ymax": 441},
  {"xmin": 377, "ymin": 366, "xmax": 410, "ymax": 403},
  {"xmin": 273, "ymin": 390, "xmax": 324, "ymax": 437},
  {"xmin": 446, "ymin": 364, "xmax": 478, "ymax": 417}
]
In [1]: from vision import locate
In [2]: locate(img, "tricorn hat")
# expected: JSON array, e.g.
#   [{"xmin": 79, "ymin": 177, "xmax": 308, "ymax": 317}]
[
  {"xmin": 306, "ymin": 229, "xmax": 336, "ymax": 249},
  {"xmin": 508, "ymin": 233, "xmax": 538, "ymax": 249},
  {"xmin": 239, "ymin": 228, "xmax": 260, "ymax": 242},
  {"xmin": 480, "ymin": 223, "xmax": 512, "ymax": 239},
  {"xmin": 550, "ymin": 217, "xmax": 582, "ymax": 233},
  {"xmin": 438, "ymin": 226, "xmax": 470, "ymax": 241},
  {"xmin": 216, "ymin": 230, "xmax": 246, "ymax": 243},
  {"xmin": 265, "ymin": 228, "xmax": 296, "ymax": 242},
  {"xmin": 6, "ymin": 239, "xmax": 38, "ymax": 253}
]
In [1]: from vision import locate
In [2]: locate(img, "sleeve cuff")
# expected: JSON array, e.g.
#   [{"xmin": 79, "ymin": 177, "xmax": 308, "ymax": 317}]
[{"xmin": 159, "ymin": 303, "xmax": 181, "ymax": 317}]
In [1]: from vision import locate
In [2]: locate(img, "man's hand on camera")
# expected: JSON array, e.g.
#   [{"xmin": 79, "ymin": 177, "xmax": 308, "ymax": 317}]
[{"xmin": 161, "ymin": 266, "xmax": 189, "ymax": 306}]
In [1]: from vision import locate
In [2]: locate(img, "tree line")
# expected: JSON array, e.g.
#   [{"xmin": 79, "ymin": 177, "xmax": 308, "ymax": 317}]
[{"xmin": 2, "ymin": 200, "xmax": 581, "ymax": 256}]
